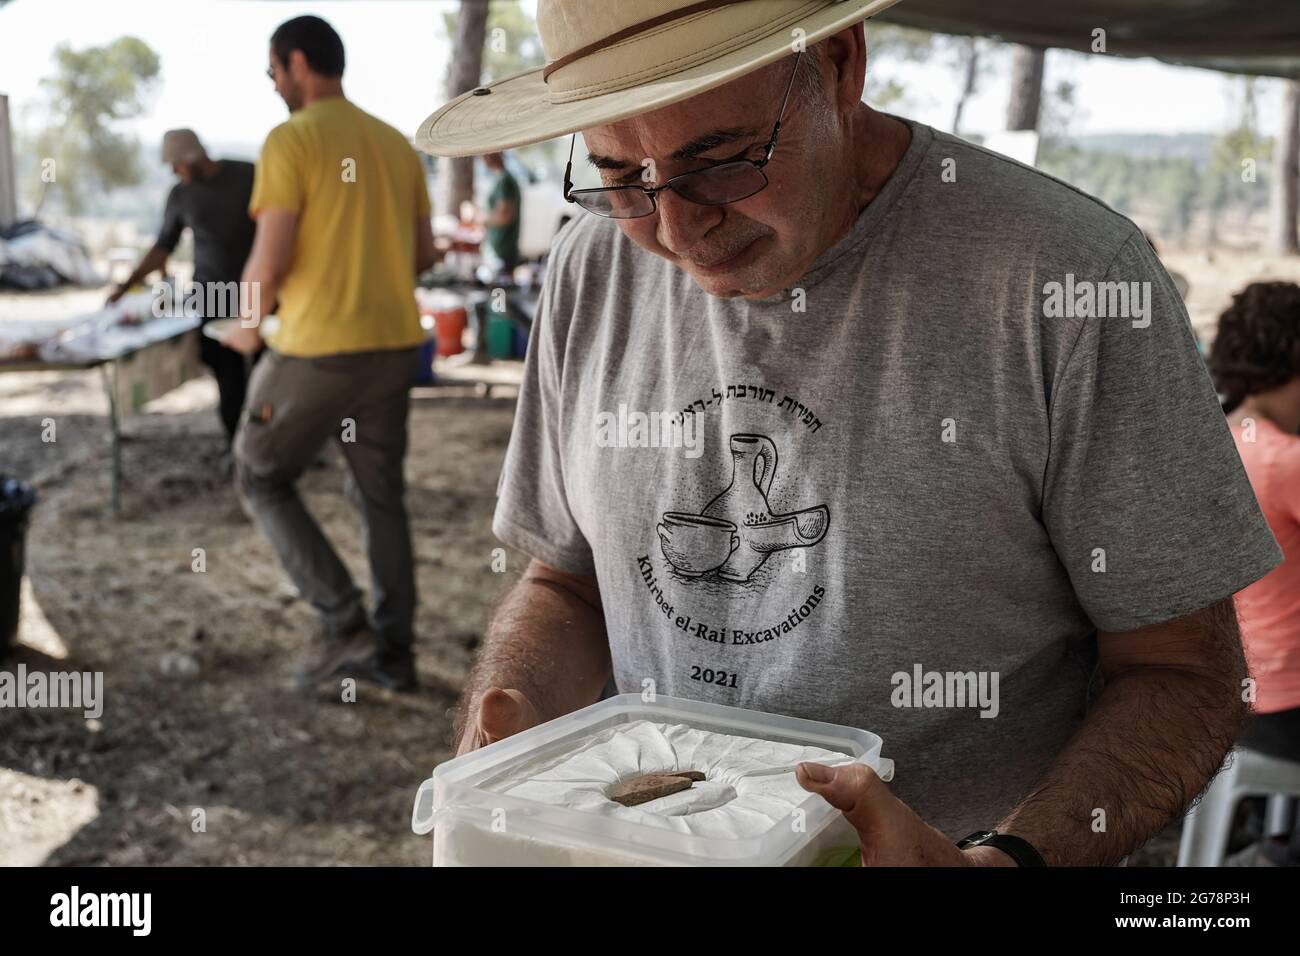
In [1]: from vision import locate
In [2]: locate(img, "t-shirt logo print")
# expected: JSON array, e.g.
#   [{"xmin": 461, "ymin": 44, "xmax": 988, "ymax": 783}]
[{"xmin": 656, "ymin": 433, "xmax": 830, "ymax": 583}]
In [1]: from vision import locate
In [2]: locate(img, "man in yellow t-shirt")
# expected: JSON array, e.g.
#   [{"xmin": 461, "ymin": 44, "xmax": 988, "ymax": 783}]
[{"xmin": 227, "ymin": 15, "xmax": 438, "ymax": 692}]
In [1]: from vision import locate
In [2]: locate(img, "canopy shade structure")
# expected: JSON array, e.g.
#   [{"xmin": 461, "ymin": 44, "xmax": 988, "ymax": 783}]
[{"xmin": 877, "ymin": 0, "xmax": 1300, "ymax": 79}]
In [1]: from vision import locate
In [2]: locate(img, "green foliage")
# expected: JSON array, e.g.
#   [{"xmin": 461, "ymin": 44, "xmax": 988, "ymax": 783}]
[
  {"xmin": 1038, "ymin": 77, "xmax": 1270, "ymax": 248},
  {"xmin": 482, "ymin": 0, "xmax": 546, "ymax": 81},
  {"xmin": 1203, "ymin": 78, "xmax": 1270, "ymax": 236},
  {"xmin": 27, "ymin": 36, "xmax": 161, "ymax": 215},
  {"xmin": 1038, "ymin": 135, "xmax": 1272, "ymax": 246},
  {"xmin": 441, "ymin": 0, "xmax": 543, "ymax": 84},
  {"xmin": 440, "ymin": 1, "xmax": 561, "ymax": 178},
  {"xmin": 864, "ymin": 23, "xmax": 935, "ymax": 109},
  {"xmin": 1040, "ymin": 78, "xmax": 1077, "ymax": 142}
]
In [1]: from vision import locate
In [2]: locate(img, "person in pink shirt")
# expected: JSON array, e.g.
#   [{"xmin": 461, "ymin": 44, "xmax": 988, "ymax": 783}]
[{"xmin": 1210, "ymin": 281, "xmax": 1300, "ymax": 762}]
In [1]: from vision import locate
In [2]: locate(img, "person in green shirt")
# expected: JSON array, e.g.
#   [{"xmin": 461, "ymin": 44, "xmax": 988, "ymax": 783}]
[
  {"xmin": 464, "ymin": 152, "xmax": 524, "ymax": 363},
  {"xmin": 481, "ymin": 152, "xmax": 521, "ymax": 272}
]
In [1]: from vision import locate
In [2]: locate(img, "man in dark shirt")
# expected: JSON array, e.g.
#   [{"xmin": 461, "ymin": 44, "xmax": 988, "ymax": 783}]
[{"xmin": 109, "ymin": 129, "xmax": 257, "ymax": 444}]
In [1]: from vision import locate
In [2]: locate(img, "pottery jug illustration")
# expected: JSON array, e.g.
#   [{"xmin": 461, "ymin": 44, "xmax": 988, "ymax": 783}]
[{"xmin": 698, "ymin": 434, "xmax": 829, "ymax": 581}]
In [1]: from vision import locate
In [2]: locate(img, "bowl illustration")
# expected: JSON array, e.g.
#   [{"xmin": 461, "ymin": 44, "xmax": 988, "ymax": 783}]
[{"xmin": 656, "ymin": 512, "xmax": 739, "ymax": 577}]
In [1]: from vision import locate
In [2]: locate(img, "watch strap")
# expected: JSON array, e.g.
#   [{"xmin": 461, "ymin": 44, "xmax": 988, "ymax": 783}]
[{"xmin": 956, "ymin": 829, "xmax": 1047, "ymax": 867}]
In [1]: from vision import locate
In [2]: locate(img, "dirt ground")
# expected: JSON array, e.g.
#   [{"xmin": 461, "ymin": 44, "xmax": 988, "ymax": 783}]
[
  {"xmin": 0, "ymin": 351, "xmax": 521, "ymax": 865},
  {"xmin": 5, "ymin": 246, "xmax": 1298, "ymax": 867}
]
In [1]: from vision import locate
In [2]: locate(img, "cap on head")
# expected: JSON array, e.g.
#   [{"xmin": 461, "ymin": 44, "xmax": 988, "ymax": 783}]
[{"xmin": 162, "ymin": 129, "xmax": 207, "ymax": 165}]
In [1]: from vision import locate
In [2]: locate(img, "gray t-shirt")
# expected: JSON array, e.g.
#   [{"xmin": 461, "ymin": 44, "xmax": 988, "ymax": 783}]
[{"xmin": 493, "ymin": 120, "xmax": 1281, "ymax": 837}]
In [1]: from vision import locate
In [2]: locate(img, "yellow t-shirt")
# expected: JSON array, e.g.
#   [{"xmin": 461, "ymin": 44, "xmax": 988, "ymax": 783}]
[{"xmin": 249, "ymin": 97, "xmax": 431, "ymax": 357}]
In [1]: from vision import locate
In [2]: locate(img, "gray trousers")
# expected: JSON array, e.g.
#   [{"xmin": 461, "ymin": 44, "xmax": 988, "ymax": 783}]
[{"xmin": 234, "ymin": 347, "xmax": 420, "ymax": 649}]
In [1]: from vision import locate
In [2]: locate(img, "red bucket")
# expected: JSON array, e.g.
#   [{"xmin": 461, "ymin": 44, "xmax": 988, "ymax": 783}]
[{"xmin": 430, "ymin": 307, "xmax": 467, "ymax": 357}]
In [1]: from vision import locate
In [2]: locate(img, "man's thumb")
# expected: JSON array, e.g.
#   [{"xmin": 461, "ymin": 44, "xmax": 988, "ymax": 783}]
[
  {"xmin": 478, "ymin": 688, "xmax": 540, "ymax": 742},
  {"xmin": 795, "ymin": 762, "xmax": 885, "ymax": 826}
]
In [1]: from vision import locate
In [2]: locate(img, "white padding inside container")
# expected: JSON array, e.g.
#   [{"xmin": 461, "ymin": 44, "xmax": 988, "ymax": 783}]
[{"xmin": 486, "ymin": 720, "xmax": 858, "ymax": 839}]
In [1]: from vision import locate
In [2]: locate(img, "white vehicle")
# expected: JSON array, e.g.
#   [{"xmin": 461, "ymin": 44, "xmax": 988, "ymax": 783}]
[{"xmin": 504, "ymin": 151, "xmax": 573, "ymax": 261}]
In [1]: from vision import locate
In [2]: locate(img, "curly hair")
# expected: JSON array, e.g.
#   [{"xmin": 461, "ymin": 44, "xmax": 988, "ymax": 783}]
[{"xmin": 1208, "ymin": 281, "xmax": 1300, "ymax": 411}]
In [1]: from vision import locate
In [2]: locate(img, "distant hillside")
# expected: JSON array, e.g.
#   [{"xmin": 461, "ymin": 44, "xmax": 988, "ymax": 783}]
[
  {"xmin": 1057, "ymin": 132, "xmax": 1218, "ymax": 165},
  {"xmin": 1039, "ymin": 131, "xmax": 1272, "ymax": 248}
]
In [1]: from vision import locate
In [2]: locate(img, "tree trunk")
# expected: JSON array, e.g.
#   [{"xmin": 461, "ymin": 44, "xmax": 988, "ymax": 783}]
[
  {"xmin": 1206, "ymin": 196, "xmax": 1224, "ymax": 249},
  {"xmin": 0, "ymin": 95, "xmax": 16, "ymax": 227},
  {"xmin": 951, "ymin": 37, "xmax": 978, "ymax": 135},
  {"xmin": 1269, "ymin": 79, "xmax": 1300, "ymax": 256},
  {"xmin": 439, "ymin": 0, "xmax": 490, "ymax": 218},
  {"xmin": 1005, "ymin": 45, "xmax": 1046, "ymax": 131}
]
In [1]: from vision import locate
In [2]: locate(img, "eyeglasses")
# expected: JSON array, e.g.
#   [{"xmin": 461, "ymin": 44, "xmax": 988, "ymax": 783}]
[
  {"xmin": 562, "ymin": 50, "xmax": 803, "ymax": 220},
  {"xmin": 266, "ymin": 66, "xmax": 276, "ymax": 81}
]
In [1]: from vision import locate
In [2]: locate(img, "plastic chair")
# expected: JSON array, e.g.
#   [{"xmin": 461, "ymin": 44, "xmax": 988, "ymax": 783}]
[{"xmin": 1177, "ymin": 748, "xmax": 1300, "ymax": 866}]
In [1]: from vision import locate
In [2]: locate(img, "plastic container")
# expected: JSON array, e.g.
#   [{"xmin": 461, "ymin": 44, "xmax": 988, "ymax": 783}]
[
  {"xmin": 417, "ymin": 290, "xmax": 468, "ymax": 358},
  {"xmin": 432, "ymin": 307, "xmax": 468, "ymax": 357},
  {"xmin": 512, "ymin": 325, "xmax": 529, "ymax": 359},
  {"xmin": 412, "ymin": 694, "xmax": 893, "ymax": 867},
  {"xmin": 0, "ymin": 476, "xmax": 37, "ymax": 653},
  {"xmin": 415, "ymin": 336, "xmax": 437, "ymax": 385},
  {"xmin": 486, "ymin": 315, "xmax": 514, "ymax": 359}
]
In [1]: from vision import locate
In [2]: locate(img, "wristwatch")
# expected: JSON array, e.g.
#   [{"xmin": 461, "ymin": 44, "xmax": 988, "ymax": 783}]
[{"xmin": 956, "ymin": 830, "xmax": 1046, "ymax": 867}]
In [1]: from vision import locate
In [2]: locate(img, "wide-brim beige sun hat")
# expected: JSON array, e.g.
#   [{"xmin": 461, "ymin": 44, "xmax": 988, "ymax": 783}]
[{"xmin": 417, "ymin": 0, "xmax": 903, "ymax": 158}]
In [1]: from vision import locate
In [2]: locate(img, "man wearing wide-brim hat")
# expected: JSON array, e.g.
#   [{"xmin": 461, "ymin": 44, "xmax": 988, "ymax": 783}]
[{"xmin": 425, "ymin": 0, "xmax": 1280, "ymax": 867}]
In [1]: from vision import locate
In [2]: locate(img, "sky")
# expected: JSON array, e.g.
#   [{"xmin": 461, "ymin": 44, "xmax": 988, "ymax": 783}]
[{"xmin": 0, "ymin": 0, "xmax": 1289, "ymax": 158}]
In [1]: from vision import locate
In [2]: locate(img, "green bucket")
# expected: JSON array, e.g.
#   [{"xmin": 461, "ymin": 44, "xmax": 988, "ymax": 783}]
[{"xmin": 486, "ymin": 315, "xmax": 515, "ymax": 360}]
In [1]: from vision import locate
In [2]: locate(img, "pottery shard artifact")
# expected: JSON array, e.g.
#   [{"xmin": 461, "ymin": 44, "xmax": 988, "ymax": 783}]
[{"xmin": 608, "ymin": 770, "xmax": 706, "ymax": 807}]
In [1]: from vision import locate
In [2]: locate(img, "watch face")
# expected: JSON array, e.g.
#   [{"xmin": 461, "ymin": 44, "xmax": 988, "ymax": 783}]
[{"xmin": 958, "ymin": 830, "xmax": 996, "ymax": 848}]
